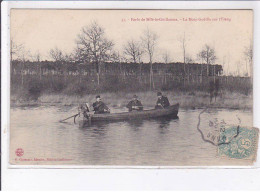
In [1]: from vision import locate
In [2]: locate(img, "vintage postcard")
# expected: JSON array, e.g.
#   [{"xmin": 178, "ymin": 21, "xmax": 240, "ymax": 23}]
[{"xmin": 9, "ymin": 9, "xmax": 258, "ymax": 166}]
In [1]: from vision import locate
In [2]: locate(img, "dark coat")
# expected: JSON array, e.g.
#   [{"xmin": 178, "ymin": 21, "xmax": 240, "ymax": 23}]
[
  {"xmin": 155, "ymin": 96, "xmax": 170, "ymax": 108},
  {"xmin": 93, "ymin": 101, "xmax": 109, "ymax": 114},
  {"xmin": 126, "ymin": 100, "xmax": 143, "ymax": 111}
]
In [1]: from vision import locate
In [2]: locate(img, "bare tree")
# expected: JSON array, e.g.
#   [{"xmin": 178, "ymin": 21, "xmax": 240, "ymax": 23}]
[
  {"xmin": 73, "ymin": 45, "xmax": 91, "ymax": 63},
  {"xmin": 178, "ymin": 32, "xmax": 187, "ymax": 64},
  {"xmin": 10, "ymin": 39, "xmax": 24, "ymax": 61},
  {"xmin": 162, "ymin": 50, "xmax": 171, "ymax": 64},
  {"xmin": 197, "ymin": 52, "xmax": 204, "ymax": 83},
  {"xmin": 76, "ymin": 21, "xmax": 114, "ymax": 85},
  {"xmin": 244, "ymin": 42, "xmax": 253, "ymax": 77},
  {"xmin": 10, "ymin": 39, "xmax": 24, "ymax": 75},
  {"xmin": 178, "ymin": 32, "xmax": 189, "ymax": 84},
  {"xmin": 141, "ymin": 28, "xmax": 158, "ymax": 90},
  {"xmin": 28, "ymin": 51, "xmax": 42, "ymax": 79},
  {"xmin": 197, "ymin": 44, "xmax": 217, "ymax": 76},
  {"xmin": 123, "ymin": 39, "xmax": 144, "ymax": 63},
  {"xmin": 110, "ymin": 51, "xmax": 123, "ymax": 63},
  {"xmin": 185, "ymin": 55, "xmax": 194, "ymax": 64},
  {"xmin": 49, "ymin": 47, "xmax": 64, "ymax": 62},
  {"xmin": 63, "ymin": 53, "xmax": 74, "ymax": 63},
  {"xmin": 29, "ymin": 51, "xmax": 41, "ymax": 62},
  {"xmin": 16, "ymin": 48, "xmax": 31, "ymax": 86}
]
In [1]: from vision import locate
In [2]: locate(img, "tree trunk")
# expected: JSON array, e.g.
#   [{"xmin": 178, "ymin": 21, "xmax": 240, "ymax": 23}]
[
  {"xmin": 10, "ymin": 52, "xmax": 13, "ymax": 76},
  {"xmin": 213, "ymin": 65, "xmax": 216, "ymax": 83},
  {"xmin": 96, "ymin": 62, "xmax": 100, "ymax": 85},
  {"xmin": 97, "ymin": 72, "xmax": 100, "ymax": 85},
  {"xmin": 187, "ymin": 65, "xmax": 190, "ymax": 84},
  {"xmin": 21, "ymin": 62, "xmax": 24, "ymax": 86},
  {"xmin": 39, "ymin": 64, "xmax": 42, "ymax": 81},
  {"xmin": 200, "ymin": 64, "xmax": 203, "ymax": 83},
  {"xmin": 149, "ymin": 62, "xmax": 154, "ymax": 90},
  {"xmin": 150, "ymin": 64, "xmax": 152, "ymax": 90}
]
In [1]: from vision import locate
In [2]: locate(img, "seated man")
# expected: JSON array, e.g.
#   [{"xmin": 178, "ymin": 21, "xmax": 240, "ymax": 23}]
[
  {"xmin": 126, "ymin": 95, "xmax": 143, "ymax": 112},
  {"xmin": 155, "ymin": 92, "xmax": 170, "ymax": 109},
  {"xmin": 93, "ymin": 95, "xmax": 110, "ymax": 114},
  {"xmin": 79, "ymin": 103, "xmax": 90, "ymax": 118}
]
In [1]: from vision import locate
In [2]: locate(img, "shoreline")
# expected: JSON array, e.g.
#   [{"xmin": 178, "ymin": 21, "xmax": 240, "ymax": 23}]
[{"xmin": 10, "ymin": 91, "xmax": 253, "ymax": 110}]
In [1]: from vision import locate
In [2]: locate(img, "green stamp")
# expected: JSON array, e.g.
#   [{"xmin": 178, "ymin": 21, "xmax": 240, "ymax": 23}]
[{"xmin": 218, "ymin": 126, "xmax": 258, "ymax": 159}]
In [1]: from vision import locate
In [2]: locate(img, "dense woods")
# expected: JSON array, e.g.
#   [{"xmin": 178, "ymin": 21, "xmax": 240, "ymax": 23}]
[
  {"xmin": 11, "ymin": 60, "xmax": 251, "ymax": 102},
  {"xmin": 10, "ymin": 22, "xmax": 252, "ymax": 102}
]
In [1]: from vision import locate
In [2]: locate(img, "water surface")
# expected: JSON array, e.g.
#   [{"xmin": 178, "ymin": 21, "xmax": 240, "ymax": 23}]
[{"xmin": 10, "ymin": 105, "xmax": 253, "ymax": 166}]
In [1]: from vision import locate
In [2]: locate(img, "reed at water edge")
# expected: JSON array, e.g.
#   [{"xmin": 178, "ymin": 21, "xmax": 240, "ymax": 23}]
[{"xmin": 11, "ymin": 90, "xmax": 252, "ymax": 110}]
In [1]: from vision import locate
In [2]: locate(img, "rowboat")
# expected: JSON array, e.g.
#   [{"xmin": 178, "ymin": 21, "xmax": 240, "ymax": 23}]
[{"xmin": 77, "ymin": 103, "xmax": 179, "ymax": 127}]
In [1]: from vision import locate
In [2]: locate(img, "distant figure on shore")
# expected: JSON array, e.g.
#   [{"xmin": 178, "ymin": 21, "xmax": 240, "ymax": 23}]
[
  {"xmin": 155, "ymin": 92, "xmax": 170, "ymax": 109},
  {"xmin": 93, "ymin": 95, "xmax": 110, "ymax": 114},
  {"xmin": 126, "ymin": 95, "xmax": 143, "ymax": 112},
  {"xmin": 209, "ymin": 79, "xmax": 220, "ymax": 103}
]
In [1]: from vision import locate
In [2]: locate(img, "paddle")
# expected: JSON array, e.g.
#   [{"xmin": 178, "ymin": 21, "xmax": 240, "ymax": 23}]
[
  {"xmin": 59, "ymin": 113, "xmax": 79, "ymax": 123},
  {"xmin": 160, "ymin": 104, "xmax": 165, "ymax": 109},
  {"xmin": 156, "ymin": 103, "xmax": 165, "ymax": 109}
]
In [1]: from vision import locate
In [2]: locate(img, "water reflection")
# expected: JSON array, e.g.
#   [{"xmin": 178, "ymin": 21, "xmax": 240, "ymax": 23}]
[
  {"xmin": 157, "ymin": 117, "xmax": 178, "ymax": 130},
  {"xmin": 80, "ymin": 117, "xmax": 177, "ymax": 133},
  {"xmin": 126, "ymin": 120, "xmax": 144, "ymax": 131}
]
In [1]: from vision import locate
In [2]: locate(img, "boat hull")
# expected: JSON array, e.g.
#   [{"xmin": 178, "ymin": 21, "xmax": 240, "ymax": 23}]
[{"xmin": 78, "ymin": 103, "xmax": 179, "ymax": 127}]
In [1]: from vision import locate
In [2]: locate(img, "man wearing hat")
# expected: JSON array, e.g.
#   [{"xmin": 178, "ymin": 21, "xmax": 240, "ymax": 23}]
[
  {"xmin": 155, "ymin": 92, "xmax": 170, "ymax": 109},
  {"xmin": 93, "ymin": 95, "xmax": 110, "ymax": 114},
  {"xmin": 126, "ymin": 95, "xmax": 143, "ymax": 112}
]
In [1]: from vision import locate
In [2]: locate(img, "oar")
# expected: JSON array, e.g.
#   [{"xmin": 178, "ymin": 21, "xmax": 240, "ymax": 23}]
[
  {"xmin": 156, "ymin": 104, "xmax": 165, "ymax": 109},
  {"xmin": 160, "ymin": 104, "xmax": 165, "ymax": 109},
  {"xmin": 59, "ymin": 113, "xmax": 79, "ymax": 123}
]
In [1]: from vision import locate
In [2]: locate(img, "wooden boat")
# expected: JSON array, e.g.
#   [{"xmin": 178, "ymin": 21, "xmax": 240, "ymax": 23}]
[{"xmin": 78, "ymin": 103, "xmax": 179, "ymax": 127}]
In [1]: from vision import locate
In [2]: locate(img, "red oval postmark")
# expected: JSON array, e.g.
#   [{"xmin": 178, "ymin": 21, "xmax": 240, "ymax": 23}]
[{"xmin": 15, "ymin": 148, "xmax": 24, "ymax": 157}]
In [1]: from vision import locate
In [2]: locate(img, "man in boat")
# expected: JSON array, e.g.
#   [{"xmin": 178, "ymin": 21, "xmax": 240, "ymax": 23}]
[
  {"xmin": 126, "ymin": 94, "xmax": 143, "ymax": 112},
  {"xmin": 79, "ymin": 103, "xmax": 90, "ymax": 118},
  {"xmin": 155, "ymin": 92, "xmax": 170, "ymax": 109},
  {"xmin": 93, "ymin": 95, "xmax": 110, "ymax": 114}
]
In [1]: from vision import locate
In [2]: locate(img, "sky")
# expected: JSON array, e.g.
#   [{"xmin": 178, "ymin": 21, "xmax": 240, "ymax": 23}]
[{"xmin": 11, "ymin": 9, "xmax": 253, "ymax": 76}]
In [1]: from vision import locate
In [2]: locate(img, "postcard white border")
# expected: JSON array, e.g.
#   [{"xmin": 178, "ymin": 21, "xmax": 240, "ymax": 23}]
[{"xmin": 2, "ymin": 0, "xmax": 260, "ymax": 190}]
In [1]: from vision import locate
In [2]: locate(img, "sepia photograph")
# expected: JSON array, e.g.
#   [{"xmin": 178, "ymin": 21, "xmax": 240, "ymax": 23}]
[{"xmin": 9, "ymin": 9, "xmax": 258, "ymax": 166}]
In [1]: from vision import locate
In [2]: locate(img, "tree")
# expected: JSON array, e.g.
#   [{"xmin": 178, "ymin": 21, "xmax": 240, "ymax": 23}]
[
  {"xmin": 73, "ymin": 45, "xmax": 91, "ymax": 63},
  {"xmin": 178, "ymin": 32, "xmax": 190, "ymax": 84},
  {"xmin": 178, "ymin": 32, "xmax": 187, "ymax": 64},
  {"xmin": 63, "ymin": 53, "xmax": 74, "ymax": 63},
  {"xmin": 49, "ymin": 47, "xmax": 64, "ymax": 62},
  {"xmin": 197, "ymin": 52, "xmax": 204, "ymax": 83},
  {"xmin": 76, "ymin": 21, "xmax": 114, "ymax": 85},
  {"xmin": 10, "ymin": 39, "xmax": 24, "ymax": 74},
  {"xmin": 30, "ymin": 51, "xmax": 42, "ymax": 80},
  {"xmin": 185, "ymin": 55, "xmax": 194, "ymax": 64},
  {"xmin": 17, "ymin": 48, "xmax": 31, "ymax": 86},
  {"xmin": 123, "ymin": 39, "xmax": 144, "ymax": 63},
  {"xmin": 10, "ymin": 39, "xmax": 24, "ymax": 61},
  {"xmin": 244, "ymin": 42, "xmax": 253, "ymax": 77},
  {"xmin": 110, "ymin": 51, "xmax": 125, "ymax": 63},
  {"xmin": 162, "ymin": 51, "xmax": 171, "ymax": 64},
  {"xmin": 141, "ymin": 28, "xmax": 158, "ymax": 90},
  {"xmin": 197, "ymin": 44, "xmax": 217, "ymax": 76}
]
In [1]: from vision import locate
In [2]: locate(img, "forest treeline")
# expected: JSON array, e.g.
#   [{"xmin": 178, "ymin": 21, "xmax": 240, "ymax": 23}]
[
  {"xmin": 10, "ymin": 21, "xmax": 252, "ymax": 102},
  {"xmin": 11, "ymin": 60, "xmax": 223, "ymax": 76},
  {"xmin": 11, "ymin": 60, "xmax": 251, "ymax": 102}
]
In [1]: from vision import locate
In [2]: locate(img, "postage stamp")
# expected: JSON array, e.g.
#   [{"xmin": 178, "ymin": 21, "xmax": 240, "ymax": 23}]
[
  {"xmin": 197, "ymin": 107, "xmax": 259, "ymax": 162},
  {"xmin": 218, "ymin": 126, "xmax": 259, "ymax": 160}
]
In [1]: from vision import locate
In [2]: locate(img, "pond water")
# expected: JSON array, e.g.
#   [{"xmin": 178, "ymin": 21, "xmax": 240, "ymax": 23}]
[{"xmin": 10, "ymin": 105, "xmax": 253, "ymax": 166}]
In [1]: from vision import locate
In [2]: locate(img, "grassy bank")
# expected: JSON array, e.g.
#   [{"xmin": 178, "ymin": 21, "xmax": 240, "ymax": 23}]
[{"xmin": 11, "ymin": 90, "xmax": 252, "ymax": 110}]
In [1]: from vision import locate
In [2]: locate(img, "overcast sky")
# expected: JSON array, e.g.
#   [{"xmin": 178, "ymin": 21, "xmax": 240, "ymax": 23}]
[{"xmin": 11, "ymin": 9, "xmax": 253, "ymax": 76}]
